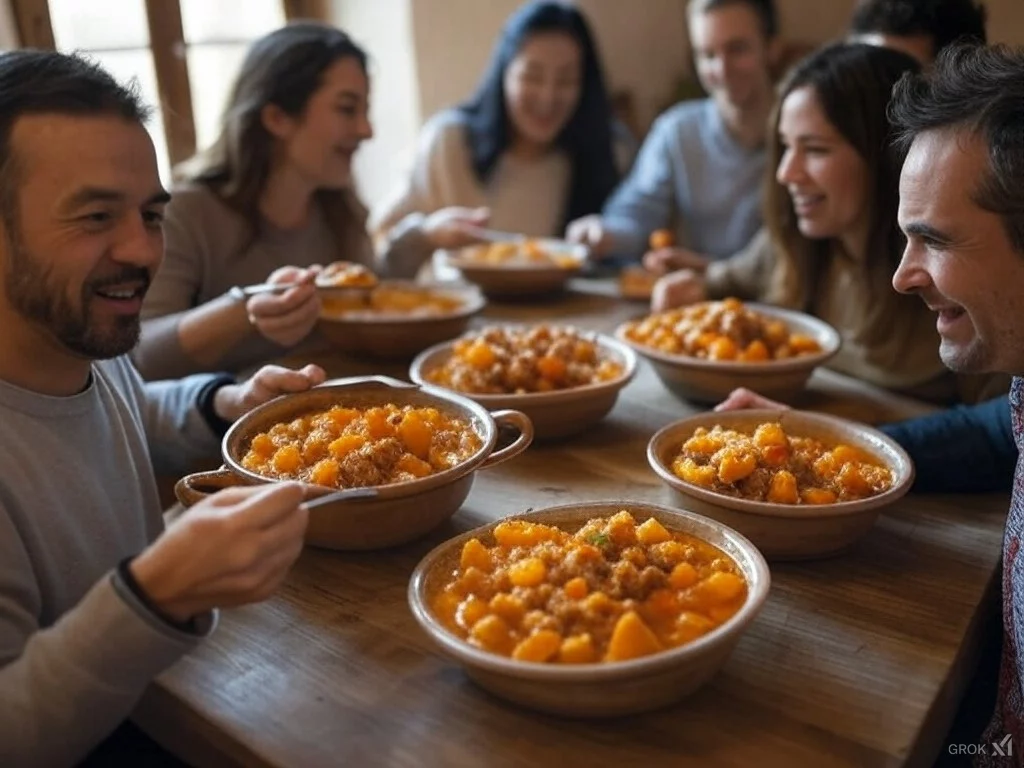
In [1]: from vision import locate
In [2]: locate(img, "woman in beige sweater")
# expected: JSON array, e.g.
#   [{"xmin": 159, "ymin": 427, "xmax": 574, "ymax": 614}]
[
  {"xmin": 650, "ymin": 43, "xmax": 1004, "ymax": 405},
  {"xmin": 372, "ymin": 1, "xmax": 623, "ymax": 246},
  {"xmin": 135, "ymin": 23, "xmax": 485, "ymax": 380}
]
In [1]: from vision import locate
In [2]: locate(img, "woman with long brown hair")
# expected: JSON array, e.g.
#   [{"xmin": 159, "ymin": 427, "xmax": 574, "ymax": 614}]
[
  {"xmin": 651, "ymin": 42, "xmax": 1003, "ymax": 404},
  {"xmin": 135, "ymin": 22, "xmax": 483, "ymax": 379}
]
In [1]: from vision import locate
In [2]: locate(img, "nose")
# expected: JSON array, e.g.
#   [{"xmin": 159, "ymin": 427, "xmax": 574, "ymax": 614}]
[
  {"xmin": 892, "ymin": 241, "xmax": 931, "ymax": 294},
  {"xmin": 358, "ymin": 111, "xmax": 373, "ymax": 141},
  {"xmin": 110, "ymin": 213, "xmax": 162, "ymax": 271},
  {"xmin": 776, "ymin": 148, "xmax": 804, "ymax": 186}
]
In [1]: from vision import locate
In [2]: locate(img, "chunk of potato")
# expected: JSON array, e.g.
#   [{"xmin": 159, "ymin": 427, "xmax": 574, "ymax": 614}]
[{"xmin": 605, "ymin": 611, "xmax": 663, "ymax": 661}]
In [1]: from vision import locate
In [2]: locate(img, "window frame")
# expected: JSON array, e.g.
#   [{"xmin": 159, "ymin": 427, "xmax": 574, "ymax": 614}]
[{"xmin": 10, "ymin": 0, "xmax": 327, "ymax": 167}]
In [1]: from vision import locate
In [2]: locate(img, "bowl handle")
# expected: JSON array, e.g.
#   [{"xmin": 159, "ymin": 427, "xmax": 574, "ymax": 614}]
[
  {"xmin": 174, "ymin": 467, "xmax": 252, "ymax": 508},
  {"xmin": 478, "ymin": 410, "xmax": 534, "ymax": 470}
]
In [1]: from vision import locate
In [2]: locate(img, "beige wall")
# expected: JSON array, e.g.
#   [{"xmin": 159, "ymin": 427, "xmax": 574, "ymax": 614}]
[
  {"xmin": 337, "ymin": 0, "xmax": 1024, "ymax": 211},
  {"xmin": 330, "ymin": 0, "xmax": 422, "ymax": 210}
]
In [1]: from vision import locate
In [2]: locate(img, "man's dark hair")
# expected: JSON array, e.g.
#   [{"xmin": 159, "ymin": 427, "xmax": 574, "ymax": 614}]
[
  {"xmin": 688, "ymin": 0, "xmax": 778, "ymax": 39},
  {"xmin": 890, "ymin": 43, "xmax": 1024, "ymax": 254},
  {"xmin": 850, "ymin": 0, "xmax": 987, "ymax": 56},
  {"xmin": 0, "ymin": 50, "xmax": 149, "ymax": 214}
]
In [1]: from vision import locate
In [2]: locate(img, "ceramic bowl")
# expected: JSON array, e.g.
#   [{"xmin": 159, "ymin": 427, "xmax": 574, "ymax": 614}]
[
  {"xmin": 616, "ymin": 303, "xmax": 841, "ymax": 404},
  {"xmin": 647, "ymin": 408, "xmax": 914, "ymax": 560},
  {"xmin": 442, "ymin": 239, "xmax": 586, "ymax": 298},
  {"xmin": 175, "ymin": 376, "xmax": 533, "ymax": 550},
  {"xmin": 317, "ymin": 280, "xmax": 485, "ymax": 360},
  {"xmin": 409, "ymin": 331, "xmax": 637, "ymax": 440},
  {"xmin": 408, "ymin": 500, "xmax": 770, "ymax": 717}
]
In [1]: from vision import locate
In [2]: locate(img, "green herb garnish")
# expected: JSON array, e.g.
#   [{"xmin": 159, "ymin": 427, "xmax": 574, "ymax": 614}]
[{"xmin": 586, "ymin": 532, "xmax": 610, "ymax": 547}]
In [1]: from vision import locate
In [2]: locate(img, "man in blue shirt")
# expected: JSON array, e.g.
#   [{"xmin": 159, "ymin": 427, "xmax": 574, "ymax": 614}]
[{"xmin": 566, "ymin": 0, "xmax": 779, "ymax": 267}]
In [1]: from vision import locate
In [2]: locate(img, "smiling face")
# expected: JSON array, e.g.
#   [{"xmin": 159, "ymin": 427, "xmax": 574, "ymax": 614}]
[
  {"xmin": 503, "ymin": 31, "xmax": 583, "ymax": 149},
  {"xmin": 0, "ymin": 113, "xmax": 167, "ymax": 360},
  {"xmin": 775, "ymin": 85, "xmax": 871, "ymax": 253},
  {"xmin": 893, "ymin": 128, "xmax": 1024, "ymax": 374},
  {"xmin": 266, "ymin": 55, "xmax": 373, "ymax": 190},
  {"xmin": 689, "ymin": 3, "xmax": 775, "ymax": 113}
]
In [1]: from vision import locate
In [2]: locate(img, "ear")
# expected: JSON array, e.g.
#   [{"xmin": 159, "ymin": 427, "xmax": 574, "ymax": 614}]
[{"xmin": 260, "ymin": 103, "xmax": 295, "ymax": 140}]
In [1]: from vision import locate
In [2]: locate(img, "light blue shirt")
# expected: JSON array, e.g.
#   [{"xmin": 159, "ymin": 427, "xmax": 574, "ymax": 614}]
[{"xmin": 601, "ymin": 98, "xmax": 766, "ymax": 260}]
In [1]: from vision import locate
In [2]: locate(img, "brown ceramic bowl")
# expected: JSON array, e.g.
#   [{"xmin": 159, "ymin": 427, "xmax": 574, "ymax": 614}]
[
  {"xmin": 615, "ymin": 303, "xmax": 841, "ymax": 404},
  {"xmin": 316, "ymin": 280, "xmax": 486, "ymax": 360},
  {"xmin": 441, "ymin": 239, "xmax": 587, "ymax": 298},
  {"xmin": 408, "ymin": 500, "xmax": 770, "ymax": 717},
  {"xmin": 647, "ymin": 409, "xmax": 914, "ymax": 560},
  {"xmin": 175, "ymin": 376, "xmax": 533, "ymax": 550},
  {"xmin": 408, "ymin": 331, "xmax": 637, "ymax": 440}
]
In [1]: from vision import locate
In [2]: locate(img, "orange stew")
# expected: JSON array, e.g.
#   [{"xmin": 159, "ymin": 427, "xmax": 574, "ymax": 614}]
[
  {"xmin": 672, "ymin": 423, "xmax": 893, "ymax": 504},
  {"xmin": 432, "ymin": 511, "xmax": 747, "ymax": 664},
  {"xmin": 621, "ymin": 298, "xmax": 822, "ymax": 361},
  {"xmin": 321, "ymin": 285, "xmax": 464, "ymax": 317},
  {"xmin": 426, "ymin": 325, "xmax": 623, "ymax": 395},
  {"xmin": 464, "ymin": 240, "xmax": 578, "ymax": 268},
  {"xmin": 316, "ymin": 260, "xmax": 378, "ymax": 288},
  {"xmin": 240, "ymin": 404, "xmax": 481, "ymax": 488}
]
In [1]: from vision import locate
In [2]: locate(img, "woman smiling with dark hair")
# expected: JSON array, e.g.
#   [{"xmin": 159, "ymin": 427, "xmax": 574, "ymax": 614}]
[
  {"xmin": 373, "ymin": 1, "xmax": 624, "ymax": 245},
  {"xmin": 652, "ymin": 42, "xmax": 1006, "ymax": 405}
]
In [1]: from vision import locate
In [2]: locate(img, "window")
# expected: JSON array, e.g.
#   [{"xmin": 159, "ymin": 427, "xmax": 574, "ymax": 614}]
[{"xmin": 11, "ymin": 0, "xmax": 326, "ymax": 181}]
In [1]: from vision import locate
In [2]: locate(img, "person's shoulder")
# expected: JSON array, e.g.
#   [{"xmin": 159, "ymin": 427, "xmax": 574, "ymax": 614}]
[
  {"xmin": 418, "ymin": 109, "xmax": 470, "ymax": 152},
  {"xmin": 652, "ymin": 99, "xmax": 713, "ymax": 130},
  {"xmin": 164, "ymin": 181, "xmax": 248, "ymax": 247},
  {"xmin": 166, "ymin": 181, "xmax": 236, "ymax": 219}
]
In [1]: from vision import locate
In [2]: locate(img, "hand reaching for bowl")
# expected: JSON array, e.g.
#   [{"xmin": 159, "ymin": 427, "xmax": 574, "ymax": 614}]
[
  {"xmin": 213, "ymin": 363, "xmax": 326, "ymax": 423},
  {"xmin": 642, "ymin": 247, "xmax": 710, "ymax": 275},
  {"xmin": 246, "ymin": 265, "xmax": 322, "ymax": 347},
  {"xmin": 129, "ymin": 483, "xmax": 309, "ymax": 624},
  {"xmin": 651, "ymin": 269, "xmax": 708, "ymax": 312},
  {"xmin": 565, "ymin": 214, "xmax": 615, "ymax": 259},
  {"xmin": 714, "ymin": 387, "xmax": 790, "ymax": 412},
  {"xmin": 422, "ymin": 206, "xmax": 491, "ymax": 249}
]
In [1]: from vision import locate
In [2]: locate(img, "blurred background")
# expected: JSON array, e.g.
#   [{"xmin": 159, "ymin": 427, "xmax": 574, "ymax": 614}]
[{"xmin": 5, "ymin": 0, "xmax": 1022, "ymax": 208}]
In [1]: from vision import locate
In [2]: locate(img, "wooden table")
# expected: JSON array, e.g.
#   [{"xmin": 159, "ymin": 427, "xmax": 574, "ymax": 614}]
[{"xmin": 138, "ymin": 281, "xmax": 1009, "ymax": 767}]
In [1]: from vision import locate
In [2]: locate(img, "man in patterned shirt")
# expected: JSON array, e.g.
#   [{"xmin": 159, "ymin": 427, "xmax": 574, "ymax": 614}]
[{"xmin": 891, "ymin": 43, "xmax": 1024, "ymax": 764}]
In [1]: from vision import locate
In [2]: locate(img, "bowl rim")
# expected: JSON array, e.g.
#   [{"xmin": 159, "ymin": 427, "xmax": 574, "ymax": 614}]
[
  {"xmin": 646, "ymin": 408, "xmax": 915, "ymax": 519},
  {"xmin": 407, "ymin": 328, "xmax": 639, "ymax": 405},
  {"xmin": 444, "ymin": 238, "xmax": 587, "ymax": 274},
  {"xmin": 317, "ymin": 279, "xmax": 486, "ymax": 326},
  {"xmin": 614, "ymin": 302, "xmax": 841, "ymax": 373},
  {"xmin": 407, "ymin": 500, "xmax": 770, "ymax": 682},
  {"xmin": 219, "ymin": 376, "xmax": 511, "ymax": 499}
]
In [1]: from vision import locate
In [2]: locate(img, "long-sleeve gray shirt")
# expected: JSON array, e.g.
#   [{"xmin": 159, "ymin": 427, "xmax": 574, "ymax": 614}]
[
  {"xmin": 601, "ymin": 98, "xmax": 766, "ymax": 261},
  {"xmin": 0, "ymin": 357, "xmax": 221, "ymax": 767}
]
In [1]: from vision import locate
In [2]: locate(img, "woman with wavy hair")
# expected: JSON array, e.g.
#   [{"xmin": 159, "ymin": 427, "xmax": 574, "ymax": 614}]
[
  {"xmin": 136, "ymin": 21, "xmax": 484, "ymax": 380},
  {"xmin": 372, "ymin": 0, "xmax": 624, "ymax": 249},
  {"xmin": 651, "ymin": 42, "xmax": 1004, "ymax": 404}
]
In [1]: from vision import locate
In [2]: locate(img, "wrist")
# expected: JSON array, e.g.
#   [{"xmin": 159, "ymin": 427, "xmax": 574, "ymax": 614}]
[
  {"xmin": 212, "ymin": 383, "xmax": 241, "ymax": 423},
  {"xmin": 125, "ymin": 551, "xmax": 195, "ymax": 626}
]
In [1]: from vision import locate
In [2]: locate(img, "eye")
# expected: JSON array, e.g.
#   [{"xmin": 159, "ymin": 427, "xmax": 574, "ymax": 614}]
[
  {"xmin": 81, "ymin": 211, "xmax": 112, "ymax": 224},
  {"xmin": 142, "ymin": 209, "xmax": 164, "ymax": 227},
  {"xmin": 335, "ymin": 105, "xmax": 358, "ymax": 117}
]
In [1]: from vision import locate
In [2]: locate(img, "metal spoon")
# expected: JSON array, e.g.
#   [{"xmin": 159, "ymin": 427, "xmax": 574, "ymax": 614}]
[{"xmin": 302, "ymin": 486, "xmax": 380, "ymax": 510}]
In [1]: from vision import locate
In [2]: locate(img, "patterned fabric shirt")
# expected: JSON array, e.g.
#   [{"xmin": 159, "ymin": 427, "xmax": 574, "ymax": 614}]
[{"xmin": 978, "ymin": 376, "xmax": 1024, "ymax": 766}]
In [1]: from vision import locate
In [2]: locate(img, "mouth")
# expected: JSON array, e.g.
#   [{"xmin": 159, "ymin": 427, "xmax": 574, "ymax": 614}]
[
  {"xmin": 92, "ymin": 281, "xmax": 148, "ymax": 314},
  {"xmin": 790, "ymin": 193, "xmax": 825, "ymax": 217},
  {"xmin": 927, "ymin": 302, "xmax": 967, "ymax": 333}
]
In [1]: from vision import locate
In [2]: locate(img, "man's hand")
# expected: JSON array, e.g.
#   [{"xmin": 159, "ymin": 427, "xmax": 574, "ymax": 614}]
[
  {"xmin": 565, "ymin": 214, "xmax": 615, "ymax": 259},
  {"xmin": 421, "ymin": 206, "xmax": 490, "ymax": 249},
  {"xmin": 246, "ymin": 266, "xmax": 322, "ymax": 348},
  {"xmin": 651, "ymin": 269, "xmax": 708, "ymax": 312},
  {"xmin": 715, "ymin": 387, "xmax": 790, "ymax": 412},
  {"xmin": 129, "ymin": 483, "xmax": 309, "ymax": 623},
  {"xmin": 213, "ymin": 363, "xmax": 326, "ymax": 423},
  {"xmin": 642, "ymin": 247, "xmax": 710, "ymax": 275}
]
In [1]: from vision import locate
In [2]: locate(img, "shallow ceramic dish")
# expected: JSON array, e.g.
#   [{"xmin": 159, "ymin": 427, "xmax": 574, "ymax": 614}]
[
  {"xmin": 409, "ymin": 331, "xmax": 637, "ymax": 440},
  {"xmin": 615, "ymin": 303, "xmax": 841, "ymax": 404},
  {"xmin": 647, "ymin": 409, "xmax": 914, "ymax": 560},
  {"xmin": 316, "ymin": 280, "xmax": 485, "ymax": 360},
  {"xmin": 408, "ymin": 500, "xmax": 769, "ymax": 717},
  {"xmin": 442, "ymin": 239, "xmax": 587, "ymax": 298},
  {"xmin": 175, "ymin": 376, "xmax": 533, "ymax": 550}
]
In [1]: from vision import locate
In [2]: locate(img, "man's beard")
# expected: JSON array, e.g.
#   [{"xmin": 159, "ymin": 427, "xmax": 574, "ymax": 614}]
[{"xmin": 3, "ymin": 226, "xmax": 150, "ymax": 360}]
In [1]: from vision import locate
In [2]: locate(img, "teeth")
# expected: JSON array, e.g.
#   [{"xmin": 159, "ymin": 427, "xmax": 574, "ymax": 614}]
[{"xmin": 98, "ymin": 290, "xmax": 137, "ymax": 299}]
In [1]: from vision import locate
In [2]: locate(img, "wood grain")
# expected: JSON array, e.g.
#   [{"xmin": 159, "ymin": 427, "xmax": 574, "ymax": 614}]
[{"xmin": 137, "ymin": 279, "xmax": 1008, "ymax": 767}]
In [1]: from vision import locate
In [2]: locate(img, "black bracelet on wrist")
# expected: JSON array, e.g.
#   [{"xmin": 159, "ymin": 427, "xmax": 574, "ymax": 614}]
[
  {"xmin": 196, "ymin": 373, "xmax": 236, "ymax": 437},
  {"xmin": 117, "ymin": 556, "xmax": 197, "ymax": 634}
]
